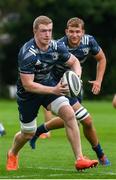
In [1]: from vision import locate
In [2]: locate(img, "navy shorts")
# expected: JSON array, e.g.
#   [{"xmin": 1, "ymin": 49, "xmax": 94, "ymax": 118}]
[
  {"xmin": 17, "ymin": 94, "xmax": 60, "ymax": 123},
  {"xmin": 68, "ymin": 96, "xmax": 78, "ymax": 105},
  {"xmin": 67, "ymin": 91, "xmax": 83, "ymax": 105},
  {"xmin": 68, "ymin": 88, "xmax": 83, "ymax": 105}
]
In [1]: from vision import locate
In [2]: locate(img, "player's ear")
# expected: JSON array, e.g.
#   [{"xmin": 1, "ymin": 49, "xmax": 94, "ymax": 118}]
[
  {"xmin": 33, "ymin": 28, "xmax": 37, "ymax": 35},
  {"xmin": 82, "ymin": 29, "xmax": 85, "ymax": 35}
]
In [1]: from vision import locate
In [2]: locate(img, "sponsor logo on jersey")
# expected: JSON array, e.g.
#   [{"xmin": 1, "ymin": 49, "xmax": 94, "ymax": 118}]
[{"xmin": 35, "ymin": 59, "xmax": 41, "ymax": 65}]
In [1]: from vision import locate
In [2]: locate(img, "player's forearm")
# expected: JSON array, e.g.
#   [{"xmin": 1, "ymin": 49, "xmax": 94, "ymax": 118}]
[
  {"xmin": 67, "ymin": 54, "xmax": 82, "ymax": 77},
  {"xmin": 96, "ymin": 59, "xmax": 106, "ymax": 83},
  {"xmin": 23, "ymin": 81, "xmax": 54, "ymax": 94},
  {"xmin": 69, "ymin": 58, "xmax": 82, "ymax": 77},
  {"xmin": 71, "ymin": 60, "xmax": 82, "ymax": 77}
]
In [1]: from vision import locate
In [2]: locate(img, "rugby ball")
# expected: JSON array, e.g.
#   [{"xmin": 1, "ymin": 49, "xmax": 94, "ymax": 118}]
[{"xmin": 61, "ymin": 70, "xmax": 81, "ymax": 97}]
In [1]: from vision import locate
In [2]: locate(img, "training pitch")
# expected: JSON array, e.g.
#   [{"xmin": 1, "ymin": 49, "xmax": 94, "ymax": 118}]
[{"xmin": 0, "ymin": 99, "xmax": 116, "ymax": 179}]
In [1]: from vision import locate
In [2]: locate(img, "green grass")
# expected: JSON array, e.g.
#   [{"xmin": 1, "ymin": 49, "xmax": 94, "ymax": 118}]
[{"xmin": 0, "ymin": 99, "xmax": 116, "ymax": 179}]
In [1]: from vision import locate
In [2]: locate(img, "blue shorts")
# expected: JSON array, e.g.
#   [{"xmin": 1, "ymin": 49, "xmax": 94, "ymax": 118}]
[
  {"xmin": 17, "ymin": 81, "xmax": 83, "ymax": 123},
  {"xmin": 17, "ymin": 94, "xmax": 60, "ymax": 123},
  {"xmin": 68, "ymin": 97, "xmax": 78, "ymax": 105},
  {"xmin": 67, "ymin": 91, "xmax": 83, "ymax": 106}
]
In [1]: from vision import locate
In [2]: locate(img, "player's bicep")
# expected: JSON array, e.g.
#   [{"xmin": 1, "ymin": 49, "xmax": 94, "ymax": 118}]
[
  {"xmin": 20, "ymin": 73, "xmax": 34, "ymax": 89},
  {"xmin": 66, "ymin": 54, "xmax": 82, "ymax": 77},
  {"xmin": 66, "ymin": 54, "xmax": 79, "ymax": 67},
  {"xmin": 94, "ymin": 48, "xmax": 106, "ymax": 63},
  {"xmin": 18, "ymin": 53, "xmax": 36, "ymax": 74}
]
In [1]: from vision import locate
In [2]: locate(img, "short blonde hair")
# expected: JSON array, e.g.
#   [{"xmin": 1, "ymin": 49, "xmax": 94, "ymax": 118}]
[
  {"xmin": 33, "ymin": 15, "xmax": 53, "ymax": 30},
  {"xmin": 67, "ymin": 17, "xmax": 85, "ymax": 30}
]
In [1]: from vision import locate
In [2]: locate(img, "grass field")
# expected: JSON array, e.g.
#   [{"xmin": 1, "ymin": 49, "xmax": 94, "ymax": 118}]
[{"xmin": 0, "ymin": 99, "xmax": 116, "ymax": 179}]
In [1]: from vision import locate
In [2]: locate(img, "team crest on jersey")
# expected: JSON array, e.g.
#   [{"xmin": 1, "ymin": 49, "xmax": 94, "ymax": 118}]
[
  {"xmin": 51, "ymin": 52, "xmax": 59, "ymax": 60},
  {"xmin": 82, "ymin": 48, "xmax": 89, "ymax": 55},
  {"xmin": 35, "ymin": 59, "xmax": 41, "ymax": 65}
]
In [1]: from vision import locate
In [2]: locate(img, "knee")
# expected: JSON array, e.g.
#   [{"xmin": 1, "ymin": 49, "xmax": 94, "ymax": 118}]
[
  {"xmin": 60, "ymin": 106, "xmax": 75, "ymax": 122},
  {"xmin": 20, "ymin": 119, "xmax": 37, "ymax": 140},
  {"xmin": 21, "ymin": 131, "xmax": 35, "ymax": 140},
  {"xmin": 63, "ymin": 113, "xmax": 76, "ymax": 129},
  {"xmin": 66, "ymin": 114, "xmax": 75, "ymax": 123}
]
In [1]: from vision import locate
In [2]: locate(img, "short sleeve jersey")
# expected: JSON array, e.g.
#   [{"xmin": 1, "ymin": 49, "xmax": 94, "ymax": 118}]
[
  {"xmin": 17, "ymin": 38, "xmax": 71, "ymax": 98},
  {"xmin": 53, "ymin": 34, "xmax": 101, "ymax": 80}
]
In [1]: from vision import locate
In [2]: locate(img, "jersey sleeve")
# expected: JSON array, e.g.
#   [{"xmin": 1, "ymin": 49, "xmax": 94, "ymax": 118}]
[
  {"xmin": 57, "ymin": 41, "xmax": 71, "ymax": 63},
  {"xmin": 89, "ymin": 35, "xmax": 101, "ymax": 55},
  {"xmin": 18, "ymin": 46, "xmax": 36, "ymax": 74}
]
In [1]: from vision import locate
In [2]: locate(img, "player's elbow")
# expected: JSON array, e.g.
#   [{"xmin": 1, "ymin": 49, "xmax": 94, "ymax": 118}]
[{"xmin": 23, "ymin": 82, "xmax": 33, "ymax": 92}]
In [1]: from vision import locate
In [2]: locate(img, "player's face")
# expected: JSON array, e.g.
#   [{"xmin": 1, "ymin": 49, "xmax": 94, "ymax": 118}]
[
  {"xmin": 65, "ymin": 25, "xmax": 84, "ymax": 47},
  {"xmin": 34, "ymin": 23, "xmax": 53, "ymax": 48}
]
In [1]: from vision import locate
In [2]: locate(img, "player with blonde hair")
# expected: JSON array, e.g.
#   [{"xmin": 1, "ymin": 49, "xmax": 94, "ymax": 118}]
[{"xmin": 6, "ymin": 15, "xmax": 98, "ymax": 171}]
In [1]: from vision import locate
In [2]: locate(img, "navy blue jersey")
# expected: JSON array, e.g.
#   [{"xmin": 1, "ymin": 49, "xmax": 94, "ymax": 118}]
[
  {"xmin": 53, "ymin": 34, "xmax": 101, "ymax": 81},
  {"xmin": 17, "ymin": 38, "xmax": 71, "ymax": 99}
]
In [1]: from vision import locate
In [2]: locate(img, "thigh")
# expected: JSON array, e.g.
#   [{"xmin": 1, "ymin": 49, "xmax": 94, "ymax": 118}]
[
  {"xmin": 42, "ymin": 94, "xmax": 60, "ymax": 110},
  {"xmin": 17, "ymin": 95, "xmax": 41, "ymax": 123}
]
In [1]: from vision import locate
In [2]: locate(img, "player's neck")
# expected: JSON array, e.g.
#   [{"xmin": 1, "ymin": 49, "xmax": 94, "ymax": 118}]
[
  {"xmin": 68, "ymin": 39, "xmax": 81, "ymax": 48},
  {"xmin": 35, "ymin": 39, "xmax": 49, "ymax": 51}
]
